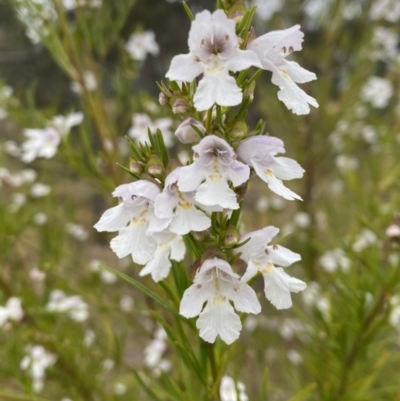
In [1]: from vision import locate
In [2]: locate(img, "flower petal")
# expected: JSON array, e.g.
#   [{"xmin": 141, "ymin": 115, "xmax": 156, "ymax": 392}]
[
  {"xmin": 166, "ymin": 54, "xmax": 203, "ymax": 82},
  {"xmin": 267, "ymin": 245, "xmax": 301, "ymax": 267},
  {"xmin": 195, "ymin": 179, "xmax": 239, "ymax": 210},
  {"xmin": 94, "ymin": 204, "xmax": 131, "ymax": 232},
  {"xmin": 194, "ymin": 73, "xmax": 242, "ymax": 111},
  {"xmin": 263, "ymin": 267, "xmax": 306, "ymax": 310},
  {"xmin": 197, "ymin": 301, "xmax": 242, "ymax": 345},
  {"xmin": 110, "ymin": 224, "xmax": 156, "ymax": 264}
]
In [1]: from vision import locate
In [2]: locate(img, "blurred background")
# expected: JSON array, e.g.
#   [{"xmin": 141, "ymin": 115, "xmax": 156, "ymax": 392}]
[{"xmin": 1, "ymin": 0, "xmax": 400, "ymax": 400}]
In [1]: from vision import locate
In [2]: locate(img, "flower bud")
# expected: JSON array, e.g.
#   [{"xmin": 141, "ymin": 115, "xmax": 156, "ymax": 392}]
[
  {"xmin": 175, "ymin": 118, "xmax": 205, "ymax": 144},
  {"xmin": 223, "ymin": 225, "xmax": 241, "ymax": 247},
  {"xmin": 244, "ymin": 80, "xmax": 256, "ymax": 102},
  {"xmin": 172, "ymin": 100, "xmax": 190, "ymax": 115},
  {"xmin": 192, "ymin": 230, "xmax": 210, "ymax": 242},
  {"xmin": 129, "ymin": 157, "xmax": 143, "ymax": 175},
  {"xmin": 159, "ymin": 92, "xmax": 168, "ymax": 106},
  {"xmin": 229, "ymin": 121, "xmax": 247, "ymax": 141},
  {"xmin": 145, "ymin": 155, "xmax": 164, "ymax": 178}
]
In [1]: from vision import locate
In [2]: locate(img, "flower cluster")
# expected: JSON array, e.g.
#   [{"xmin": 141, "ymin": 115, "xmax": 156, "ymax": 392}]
[{"xmin": 95, "ymin": 7, "xmax": 315, "ymax": 344}]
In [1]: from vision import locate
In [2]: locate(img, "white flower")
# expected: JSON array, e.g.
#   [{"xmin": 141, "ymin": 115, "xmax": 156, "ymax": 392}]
[
  {"xmin": 0, "ymin": 85, "xmax": 13, "ymax": 120},
  {"xmin": 386, "ymin": 223, "xmax": 400, "ymax": 238},
  {"xmin": 94, "ymin": 180, "xmax": 169, "ymax": 264},
  {"xmin": 370, "ymin": 0, "xmax": 400, "ymax": 22},
  {"xmin": 177, "ymin": 135, "xmax": 250, "ymax": 210},
  {"xmin": 139, "ymin": 231, "xmax": 185, "ymax": 282},
  {"xmin": 154, "ymin": 167, "xmax": 211, "ymax": 235},
  {"xmin": 252, "ymin": 0, "xmax": 283, "ymax": 21},
  {"xmin": 125, "ymin": 30, "xmax": 159, "ymax": 61},
  {"xmin": 220, "ymin": 376, "xmax": 249, "ymax": 401},
  {"xmin": 335, "ymin": 155, "xmax": 359, "ymax": 172},
  {"xmin": 237, "ymin": 136, "xmax": 304, "ymax": 201},
  {"xmin": 29, "ymin": 268, "xmax": 46, "ymax": 282},
  {"xmin": 248, "ymin": 25, "xmax": 318, "ymax": 115},
  {"xmin": 293, "ymin": 211, "xmax": 311, "ymax": 228},
  {"xmin": 120, "ymin": 295, "xmax": 134, "ymax": 312},
  {"xmin": 352, "ymin": 229, "xmax": 378, "ymax": 252},
  {"xmin": 21, "ymin": 112, "xmax": 83, "ymax": 163},
  {"xmin": 114, "ymin": 382, "xmax": 127, "ymax": 396},
  {"xmin": 20, "ymin": 345, "xmax": 57, "ymax": 393},
  {"xmin": 166, "ymin": 10, "xmax": 261, "ymax": 111},
  {"xmin": 70, "ymin": 70, "xmax": 97, "ymax": 94},
  {"xmin": 45, "ymin": 289, "xmax": 89, "ymax": 322},
  {"xmin": 66, "ymin": 223, "xmax": 89, "ymax": 241},
  {"xmin": 361, "ymin": 76, "xmax": 393, "ymax": 108},
  {"xmin": 180, "ymin": 257, "xmax": 261, "ymax": 344},
  {"xmin": 144, "ymin": 327, "xmax": 168, "ymax": 369},
  {"xmin": 33, "ymin": 212, "xmax": 48, "ymax": 225},
  {"xmin": 320, "ymin": 249, "xmax": 351, "ymax": 273},
  {"xmin": 234, "ymin": 226, "xmax": 306, "ymax": 310},
  {"xmin": 83, "ymin": 329, "xmax": 96, "ymax": 347},
  {"xmin": 30, "ymin": 183, "xmax": 51, "ymax": 198},
  {"xmin": 0, "ymin": 297, "xmax": 24, "ymax": 327},
  {"xmin": 128, "ymin": 113, "xmax": 174, "ymax": 148}
]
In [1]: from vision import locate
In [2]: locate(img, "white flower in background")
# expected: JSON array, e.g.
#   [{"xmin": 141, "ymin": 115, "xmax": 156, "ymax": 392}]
[
  {"xmin": 386, "ymin": 223, "xmax": 400, "ymax": 238},
  {"xmin": 88, "ymin": 260, "xmax": 117, "ymax": 284},
  {"xmin": 21, "ymin": 112, "xmax": 83, "ymax": 163},
  {"xmin": 0, "ymin": 297, "xmax": 24, "ymax": 327},
  {"xmin": 0, "ymin": 85, "xmax": 13, "ymax": 120},
  {"xmin": 303, "ymin": 0, "xmax": 334, "ymax": 29},
  {"xmin": 235, "ymin": 226, "xmax": 306, "ymax": 310},
  {"xmin": 33, "ymin": 212, "xmax": 48, "ymax": 225},
  {"xmin": 302, "ymin": 282, "xmax": 331, "ymax": 318},
  {"xmin": 66, "ymin": 223, "xmax": 89, "ymax": 241},
  {"xmin": 293, "ymin": 211, "xmax": 311, "ymax": 228},
  {"xmin": 352, "ymin": 229, "xmax": 378, "ymax": 252},
  {"xmin": 120, "ymin": 295, "xmax": 134, "ymax": 312},
  {"xmin": 114, "ymin": 382, "xmax": 127, "ymax": 396},
  {"xmin": 252, "ymin": 0, "xmax": 283, "ymax": 21},
  {"xmin": 287, "ymin": 349, "xmax": 302, "ymax": 365},
  {"xmin": 83, "ymin": 329, "xmax": 96, "ymax": 347},
  {"xmin": 237, "ymin": 136, "xmax": 304, "ymax": 201},
  {"xmin": 144, "ymin": 327, "xmax": 171, "ymax": 376},
  {"xmin": 20, "ymin": 345, "xmax": 57, "ymax": 393},
  {"xmin": 220, "ymin": 376, "xmax": 249, "ymax": 401},
  {"xmin": 166, "ymin": 10, "xmax": 261, "ymax": 111},
  {"xmin": 125, "ymin": 30, "xmax": 160, "ymax": 61},
  {"xmin": 248, "ymin": 25, "xmax": 318, "ymax": 115},
  {"xmin": 46, "ymin": 289, "xmax": 89, "ymax": 322},
  {"xmin": 94, "ymin": 180, "xmax": 170, "ymax": 264},
  {"xmin": 178, "ymin": 135, "xmax": 249, "ymax": 210},
  {"xmin": 128, "ymin": 113, "xmax": 174, "ymax": 148},
  {"xmin": 30, "ymin": 183, "xmax": 51, "ymax": 198},
  {"xmin": 180, "ymin": 257, "xmax": 261, "ymax": 344},
  {"xmin": 370, "ymin": 0, "xmax": 400, "ymax": 22},
  {"xmin": 154, "ymin": 167, "xmax": 211, "ymax": 235},
  {"xmin": 335, "ymin": 155, "xmax": 359, "ymax": 172},
  {"xmin": 102, "ymin": 359, "xmax": 115, "ymax": 372},
  {"xmin": 9, "ymin": 193, "xmax": 27, "ymax": 213},
  {"xmin": 174, "ymin": 118, "xmax": 205, "ymax": 144},
  {"xmin": 29, "ymin": 267, "xmax": 46, "ymax": 282},
  {"xmin": 70, "ymin": 70, "xmax": 97, "ymax": 94},
  {"xmin": 320, "ymin": 249, "xmax": 351, "ymax": 273},
  {"xmin": 361, "ymin": 76, "xmax": 393, "ymax": 108},
  {"xmin": 389, "ymin": 296, "xmax": 400, "ymax": 326},
  {"xmin": 3, "ymin": 140, "xmax": 21, "ymax": 157},
  {"xmin": 371, "ymin": 27, "xmax": 400, "ymax": 62},
  {"xmin": 139, "ymin": 231, "xmax": 185, "ymax": 282}
]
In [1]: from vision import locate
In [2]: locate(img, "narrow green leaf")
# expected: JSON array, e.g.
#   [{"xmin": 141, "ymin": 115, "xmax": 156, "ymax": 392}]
[
  {"xmin": 116, "ymin": 163, "xmax": 140, "ymax": 179},
  {"xmin": 287, "ymin": 383, "xmax": 317, "ymax": 401},
  {"xmin": 132, "ymin": 370, "xmax": 163, "ymax": 401},
  {"xmin": 182, "ymin": 1, "xmax": 195, "ymax": 21},
  {"xmin": 0, "ymin": 392, "xmax": 52, "ymax": 401},
  {"xmin": 99, "ymin": 264, "xmax": 180, "ymax": 317}
]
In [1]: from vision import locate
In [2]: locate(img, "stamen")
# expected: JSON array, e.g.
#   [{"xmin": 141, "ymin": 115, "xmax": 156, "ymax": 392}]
[
  {"xmin": 288, "ymin": 46, "xmax": 294, "ymax": 53},
  {"xmin": 282, "ymin": 46, "xmax": 287, "ymax": 54}
]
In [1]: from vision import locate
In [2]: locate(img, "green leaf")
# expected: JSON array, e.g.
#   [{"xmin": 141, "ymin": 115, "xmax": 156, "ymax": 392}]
[
  {"xmin": 287, "ymin": 383, "xmax": 317, "ymax": 401},
  {"xmin": 182, "ymin": 1, "xmax": 195, "ymax": 21},
  {"xmin": 0, "ymin": 392, "xmax": 52, "ymax": 401},
  {"xmin": 132, "ymin": 370, "xmax": 163, "ymax": 401},
  {"xmin": 99, "ymin": 264, "xmax": 180, "ymax": 317}
]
